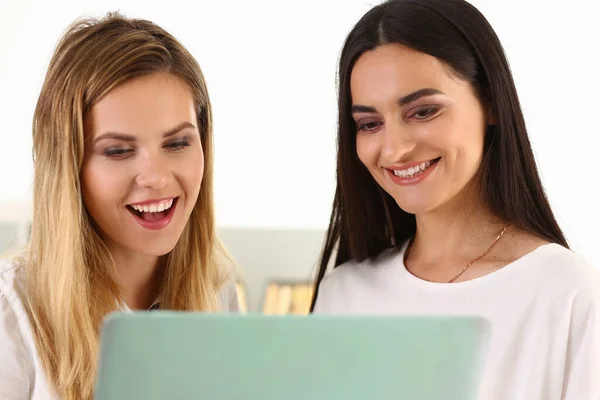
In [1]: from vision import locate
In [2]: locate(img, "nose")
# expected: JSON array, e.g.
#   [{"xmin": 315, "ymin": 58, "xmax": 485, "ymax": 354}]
[
  {"xmin": 380, "ymin": 120, "xmax": 417, "ymax": 163},
  {"xmin": 134, "ymin": 150, "xmax": 170, "ymax": 190}
]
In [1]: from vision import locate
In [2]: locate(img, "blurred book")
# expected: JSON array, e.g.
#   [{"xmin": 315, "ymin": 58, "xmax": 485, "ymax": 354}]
[
  {"xmin": 235, "ymin": 282, "xmax": 248, "ymax": 313},
  {"xmin": 262, "ymin": 281, "xmax": 314, "ymax": 315}
]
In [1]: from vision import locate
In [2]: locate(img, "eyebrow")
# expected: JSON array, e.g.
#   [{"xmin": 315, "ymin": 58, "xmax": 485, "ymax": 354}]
[
  {"xmin": 351, "ymin": 88, "xmax": 444, "ymax": 114},
  {"xmin": 94, "ymin": 121, "xmax": 197, "ymax": 144}
]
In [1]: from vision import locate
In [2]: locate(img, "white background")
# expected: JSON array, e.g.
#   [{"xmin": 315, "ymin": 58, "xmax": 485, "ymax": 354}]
[{"xmin": 0, "ymin": 0, "xmax": 598, "ymax": 268}]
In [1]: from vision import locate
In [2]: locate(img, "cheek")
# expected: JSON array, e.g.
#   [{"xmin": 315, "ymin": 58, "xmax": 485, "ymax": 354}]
[
  {"xmin": 80, "ymin": 164, "xmax": 119, "ymax": 234},
  {"xmin": 450, "ymin": 126, "xmax": 485, "ymax": 166},
  {"xmin": 182, "ymin": 146, "xmax": 205, "ymax": 193},
  {"xmin": 356, "ymin": 134, "xmax": 379, "ymax": 168},
  {"xmin": 424, "ymin": 116, "xmax": 484, "ymax": 158},
  {"xmin": 81, "ymin": 161, "xmax": 120, "ymax": 209},
  {"xmin": 418, "ymin": 117, "xmax": 456, "ymax": 150},
  {"xmin": 449, "ymin": 107, "xmax": 487, "ymax": 154}
]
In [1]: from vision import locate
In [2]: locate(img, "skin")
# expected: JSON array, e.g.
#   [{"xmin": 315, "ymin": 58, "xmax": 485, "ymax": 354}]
[
  {"xmin": 81, "ymin": 72, "xmax": 204, "ymax": 308},
  {"xmin": 351, "ymin": 43, "xmax": 547, "ymax": 282}
]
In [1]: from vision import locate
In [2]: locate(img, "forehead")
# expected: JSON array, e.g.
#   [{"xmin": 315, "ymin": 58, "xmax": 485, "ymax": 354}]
[
  {"xmin": 350, "ymin": 43, "xmax": 458, "ymax": 104},
  {"xmin": 86, "ymin": 72, "xmax": 196, "ymax": 137}
]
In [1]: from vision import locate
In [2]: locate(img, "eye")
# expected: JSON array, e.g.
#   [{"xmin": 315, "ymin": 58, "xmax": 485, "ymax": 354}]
[
  {"xmin": 165, "ymin": 139, "xmax": 190, "ymax": 152},
  {"xmin": 103, "ymin": 148, "xmax": 133, "ymax": 158},
  {"xmin": 357, "ymin": 120, "xmax": 383, "ymax": 133},
  {"xmin": 410, "ymin": 107, "xmax": 439, "ymax": 120}
]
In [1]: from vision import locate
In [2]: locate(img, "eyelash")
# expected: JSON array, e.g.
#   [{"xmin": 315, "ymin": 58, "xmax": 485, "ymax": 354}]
[
  {"xmin": 357, "ymin": 121, "xmax": 382, "ymax": 132},
  {"xmin": 356, "ymin": 106, "xmax": 440, "ymax": 132},
  {"xmin": 103, "ymin": 140, "xmax": 191, "ymax": 158},
  {"xmin": 410, "ymin": 107, "xmax": 439, "ymax": 120},
  {"xmin": 165, "ymin": 140, "xmax": 190, "ymax": 151},
  {"xmin": 103, "ymin": 148, "xmax": 132, "ymax": 157}
]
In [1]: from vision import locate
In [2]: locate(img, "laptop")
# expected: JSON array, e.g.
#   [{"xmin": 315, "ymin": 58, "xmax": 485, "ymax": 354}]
[{"xmin": 95, "ymin": 312, "xmax": 489, "ymax": 400}]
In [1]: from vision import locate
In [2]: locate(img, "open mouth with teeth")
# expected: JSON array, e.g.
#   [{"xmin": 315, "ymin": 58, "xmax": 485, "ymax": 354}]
[
  {"xmin": 391, "ymin": 157, "xmax": 441, "ymax": 179},
  {"xmin": 126, "ymin": 197, "xmax": 178, "ymax": 223}
]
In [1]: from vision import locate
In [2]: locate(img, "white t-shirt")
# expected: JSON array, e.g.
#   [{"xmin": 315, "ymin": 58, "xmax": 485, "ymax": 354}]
[
  {"xmin": 313, "ymin": 243, "xmax": 600, "ymax": 400},
  {"xmin": 0, "ymin": 258, "xmax": 239, "ymax": 400}
]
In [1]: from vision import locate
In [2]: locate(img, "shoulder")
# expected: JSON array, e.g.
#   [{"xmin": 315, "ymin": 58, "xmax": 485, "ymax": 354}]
[
  {"xmin": 313, "ymin": 247, "xmax": 402, "ymax": 312},
  {"xmin": 0, "ymin": 256, "xmax": 30, "ymax": 338},
  {"xmin": 524, "ymin": 244, "xmax": 600, "ymax": 287},
  {"xmin": 518, "ymin": 243, "xmax": 600, "ymax": 306},
  {"xmin": 505, "ymin": 229, "xmax": 599, "ymax": 290},
  {"xmin": 536, "ymin": 246, "xmax": 600, "ymax": 375},
  {"xmin": 320, "ymin": 247, "xmax": 402, "ymax": 288},
  {"xmin": 0, "ymin": 257, "xmax": 27, "ymax": 314},
  {"xmin": 0, "ymin": 257, "xmax": 33, "ymax": 397},
  {"xmin": 209, "ymin": 241, "xmax": 241, "ymax": 313},
  {"xmin": 218, "ymin": 278, "xmax": 240, "ymax": 313}
]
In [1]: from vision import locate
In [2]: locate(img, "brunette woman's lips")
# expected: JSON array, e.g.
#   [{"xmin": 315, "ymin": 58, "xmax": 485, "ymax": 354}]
[{"xmin": 386, "ymin": 157, "xmax": 441, "ymax": 185}]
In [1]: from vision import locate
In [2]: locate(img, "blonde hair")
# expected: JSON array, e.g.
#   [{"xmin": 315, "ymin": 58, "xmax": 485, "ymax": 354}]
[{"xmin": 26, "ymin": 12, "xmax": 230, "ymax": 399}]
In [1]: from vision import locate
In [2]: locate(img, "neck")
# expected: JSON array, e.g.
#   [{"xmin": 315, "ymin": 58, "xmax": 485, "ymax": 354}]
[
  {"xmin": 109, "ymin": 247, "xmax": 165, "ymax": 310},
  {"xmin": 408, "ymin": 181, "xmax": 506, "ymax": 265}
]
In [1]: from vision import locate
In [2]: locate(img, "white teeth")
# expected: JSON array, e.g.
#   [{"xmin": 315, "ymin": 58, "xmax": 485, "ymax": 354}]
[
  {"xmin": 129, "ymin": 198, "xmax": 175, "ymax": 213},
  {"xmin": 392, "ymin": 160, "xmax": 434, "ymax": 178}
]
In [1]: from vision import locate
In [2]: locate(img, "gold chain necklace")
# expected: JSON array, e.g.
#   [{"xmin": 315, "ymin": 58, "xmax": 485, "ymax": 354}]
[{"xmin": 404, "ymin": 224, "xmax": 510, "ymax": 283}]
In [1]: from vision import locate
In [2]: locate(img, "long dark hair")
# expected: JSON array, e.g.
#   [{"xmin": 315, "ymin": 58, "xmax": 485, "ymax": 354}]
[{"xmin": 310, "ymin": 0, "xmax": 567, "ymax": 311}]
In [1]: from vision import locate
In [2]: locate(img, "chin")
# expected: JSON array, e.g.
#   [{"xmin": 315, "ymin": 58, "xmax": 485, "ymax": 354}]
[
  {"xmin": 392, "ymin": 197, "xmax": 438, "ymax": 216},
  {"xmin": 396, "ymin": 204, "xmax": 426, "ymax": 215},
  {"xmin": 127, "ymin": 237, "xmax": 181, "ymax": 257}
]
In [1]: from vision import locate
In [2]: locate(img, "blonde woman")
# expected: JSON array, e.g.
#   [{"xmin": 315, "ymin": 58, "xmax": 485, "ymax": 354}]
[{"xmin": 0, "ymin": 13, "xmax": 239, "ymax": 400}]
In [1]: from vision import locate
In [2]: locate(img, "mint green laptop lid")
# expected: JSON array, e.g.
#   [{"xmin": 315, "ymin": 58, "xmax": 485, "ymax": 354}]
[{"xmin": 95, "ymin": 312, "xmax": 489, "ymax": 400}]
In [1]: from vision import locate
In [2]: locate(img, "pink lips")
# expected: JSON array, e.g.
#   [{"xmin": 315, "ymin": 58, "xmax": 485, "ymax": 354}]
[{"xmin": 386, "ymin": 158, "xmax": 440, "ymax": 186}]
